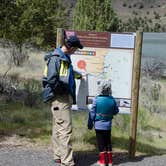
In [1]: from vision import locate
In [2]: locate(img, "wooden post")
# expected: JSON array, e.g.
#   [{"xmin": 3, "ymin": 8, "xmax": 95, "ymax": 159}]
[
  {"xmin": 56, "ymin": 28, "xmax": 65, "ymax": 47},
  {"xmin": 129, "ymin": 31, "xmax": 143, "ymax": 158}
]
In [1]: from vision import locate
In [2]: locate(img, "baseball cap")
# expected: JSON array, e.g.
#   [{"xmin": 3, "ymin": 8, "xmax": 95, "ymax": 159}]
[{"xmin": 65, "ymin": 35, "xmax": 83, "ymax": 49}]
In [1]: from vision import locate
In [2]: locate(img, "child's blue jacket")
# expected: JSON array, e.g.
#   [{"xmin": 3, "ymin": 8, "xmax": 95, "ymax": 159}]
[{"xmin": 87, "ymin": 95, "xmax": 119, "ymax": 130}]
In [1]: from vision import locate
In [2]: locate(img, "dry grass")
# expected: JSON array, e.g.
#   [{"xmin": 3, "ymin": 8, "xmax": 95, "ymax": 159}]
[
  {"xmin": 0, "ymin": 45, "xmax": 166, "ymax": 155},
  {"xmin": 0, "ymin": 46, "xmax": 45, "ymax": 80}
]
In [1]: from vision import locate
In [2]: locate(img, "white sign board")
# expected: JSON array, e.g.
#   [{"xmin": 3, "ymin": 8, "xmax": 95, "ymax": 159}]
[
  {"xmin": 66, "ymin": 31, "xmax": 135, "ymax": 113},
  {"xmin": 111, "ymin": 33, "xmax": 135, "ymax": 48}
]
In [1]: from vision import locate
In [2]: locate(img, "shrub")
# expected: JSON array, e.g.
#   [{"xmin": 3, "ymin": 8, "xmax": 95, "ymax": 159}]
[
  {"xmin": 23, "ymin": 79, "xmax": 42, "ymax": 107},
  {"xmin": 132, "ymin": 11, "xmax": 138, "ymax": 15},
  {"xmin": 133, "ymin": 3, "xmax": 136, "ymax": 7},
  {"xmin": 128, "ymin": 5, "xmax": 132, "ymax": 8},
  {"xmin": 154, "ymin": 13, "xmax": 160, "ymax": 19},
  {"xmin": 113, "ymin": 114, "xmax": 130, "ymax": 133},
  {"xmin": 139, "ymin": 4, "xmax": 144, "ymax": 9},
  {"xmin": 138, "ymin": 108, "xmax": 149, "ymax": 130},
  {"xmin": 123, "ymin": 3, "xmax": 127, "ymax": 7}
]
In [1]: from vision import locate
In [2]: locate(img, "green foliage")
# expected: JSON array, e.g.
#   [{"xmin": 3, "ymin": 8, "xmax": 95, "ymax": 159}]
[
  {"xmin": 113, "ymin": 114, "xmax": 130, "ymax": 134},
  {"xmin": 138, "ymin": 108, "xmax": 149, "ymax": 130},
  {"xmin": 0, "ymin": 0, "xmax": 29, "ymax": 45},
  {"xmin": 0, "ymin": 0, "xmax": 70, "ymax": 48},
  {"xmin": 0, "ymin": 102, "xmax": 51, "ymax": 137},
  {"xmin": 1, "ymin": 0, "xmax": 165, "ymax": 47},
  {"xmin": 0, "ymin": 103, "xmax": 166, "ymax": 154},
  {"xmin": 0, "ymin": 74, "xmax": 43, "ymax": 107},
  {"xmin": 72, "ymin": 0, "xmax": 120, "ymax": 32}
]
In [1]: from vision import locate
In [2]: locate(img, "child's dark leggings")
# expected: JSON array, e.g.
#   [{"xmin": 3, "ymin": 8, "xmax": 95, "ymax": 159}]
[{"xmin": 95, "ymin": 129, "xmax": 112, "ymax": 152}]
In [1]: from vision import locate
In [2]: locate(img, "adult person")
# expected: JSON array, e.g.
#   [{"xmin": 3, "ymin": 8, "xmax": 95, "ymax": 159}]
[
  {"xmin": 87, "ymin": 80, "xmax": 119, "ymax": 166},
  {"xmin": 42, "ymin": 35, "xmax": 83, "ymax": 166}
]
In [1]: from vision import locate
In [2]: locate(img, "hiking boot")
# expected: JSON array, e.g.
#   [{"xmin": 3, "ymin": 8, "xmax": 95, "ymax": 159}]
[
  {"xmin": 97, "ymin": 151, "xmax": 107, "ymax": 166},
  {"xmin": 107, "ymin": 151, "xmax": 113, "ymax": 166}
]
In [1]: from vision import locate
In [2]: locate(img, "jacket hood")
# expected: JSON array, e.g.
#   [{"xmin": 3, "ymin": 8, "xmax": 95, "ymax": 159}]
[
  {"xmin": 44, "ymin": 48, "xmax": 70, "ymax": 63},
  {"xmin": 44, "ymin": 50, "xmax": 60, "ymax": 61}
]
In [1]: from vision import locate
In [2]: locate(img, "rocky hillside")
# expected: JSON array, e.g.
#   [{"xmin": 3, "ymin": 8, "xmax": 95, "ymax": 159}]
[
  {"xmin": 112, "ymin": 0, "xmax": 166, "ymax": 26},
  {"xmin": 70, "ymin": 0, "xmax": 166, "ymax": 27}
]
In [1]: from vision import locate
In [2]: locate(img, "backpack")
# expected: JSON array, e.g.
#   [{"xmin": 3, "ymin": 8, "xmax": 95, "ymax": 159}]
[
  {"xmin": 42, "ymin": 51, "xmax": 60, "ymax": 102},
  {"xmin": 42, "ymin": 50, "xmax": 71, "ymax": 102}
]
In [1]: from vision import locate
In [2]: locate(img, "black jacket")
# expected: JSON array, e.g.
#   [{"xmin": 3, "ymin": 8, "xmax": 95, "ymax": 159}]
[{"xmin": 42, "ymin": 47, "xmax": 82, "ymax": 103}]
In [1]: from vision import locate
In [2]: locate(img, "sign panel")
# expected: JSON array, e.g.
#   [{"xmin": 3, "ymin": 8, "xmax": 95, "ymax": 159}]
[
  {"xmin": 66, "ymin": 30, "xmax": 135, "ymax": 113},
  {"xmin": 111, "ymin": 33, "xmax": 135, "ymax": 48},
  {"xmin": 66, "ymin": 30, "xmax": 110, "ymax": 48}
]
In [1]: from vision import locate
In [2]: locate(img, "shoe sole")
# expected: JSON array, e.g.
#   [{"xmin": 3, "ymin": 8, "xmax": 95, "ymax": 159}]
[{"xmin": 97, "ymin": 161, "xmax": 106, "ymax": 166}]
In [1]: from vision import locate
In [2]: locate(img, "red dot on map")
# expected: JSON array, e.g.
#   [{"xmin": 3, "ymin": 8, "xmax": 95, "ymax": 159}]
[{"xmin": 77, "ymin": 60, "xmax": 87, "ymax": 71}]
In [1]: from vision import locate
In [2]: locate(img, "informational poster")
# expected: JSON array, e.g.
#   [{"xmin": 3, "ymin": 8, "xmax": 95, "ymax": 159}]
[
  {"xmin": 111, "ymin": 33, "xmax": 135, "ymax": 48},
  {"xmin": 66, "ymin": 30, "xmax": 135, "ymax": 114}
]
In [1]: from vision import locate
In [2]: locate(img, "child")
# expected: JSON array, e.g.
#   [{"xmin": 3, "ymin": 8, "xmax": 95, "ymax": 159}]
[{"xmin": 87, "ymin": 80, "xmax": 119, "ymax": 166}]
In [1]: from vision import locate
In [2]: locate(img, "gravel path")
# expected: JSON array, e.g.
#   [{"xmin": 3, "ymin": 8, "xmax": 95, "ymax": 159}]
[
  {"xmin": 0, "ymin": 146, "xmax": 166, "ymax": 166},
  {"xmin": 0, "ymin": 135, "xmax": 166, "ymax": 166}
]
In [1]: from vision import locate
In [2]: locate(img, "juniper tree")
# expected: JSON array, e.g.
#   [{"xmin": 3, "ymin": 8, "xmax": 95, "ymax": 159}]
[{"xmin": 72, "ymin": 0, "xmax": 120, "ymax": 32}]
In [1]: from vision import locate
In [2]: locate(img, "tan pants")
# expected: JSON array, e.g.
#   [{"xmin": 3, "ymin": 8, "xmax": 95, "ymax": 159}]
[{"xmin": 51, "ymin": 94, "xmax": 75, "ymax": 166}]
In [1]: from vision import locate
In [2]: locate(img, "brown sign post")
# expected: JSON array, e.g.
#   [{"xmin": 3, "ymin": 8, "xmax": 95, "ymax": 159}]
[
  {"xmin": 129, "ymin": 31, "xmax": 143, "ymax": 158},
  {"xmin": 56, "ymin": 28, "xmax": 65, "ymax": 47}
]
